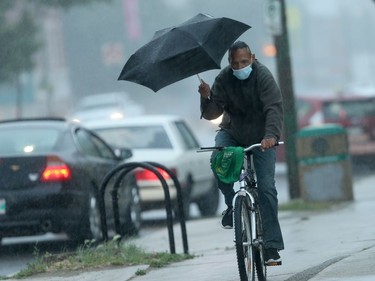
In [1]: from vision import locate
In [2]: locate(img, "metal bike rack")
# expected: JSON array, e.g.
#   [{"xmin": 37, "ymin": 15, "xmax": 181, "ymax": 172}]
[
  {"xmin": 98, "ymin": 161, "xmax": 189, "ymax": 254},
  {"xmin": 146, "ymin": 161, "xmax": 189, "ymax": 255}
]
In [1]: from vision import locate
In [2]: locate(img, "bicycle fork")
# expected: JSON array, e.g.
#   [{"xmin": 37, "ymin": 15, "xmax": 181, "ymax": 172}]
[{"xmin": 232, "ymin": 180, "xmax": 258, "ymax": 246}]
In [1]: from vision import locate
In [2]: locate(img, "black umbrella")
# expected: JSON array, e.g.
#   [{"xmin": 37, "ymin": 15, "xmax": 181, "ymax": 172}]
[{"xmin": 118, "ymin": 13, "xmax": 251, "ymax": 92}]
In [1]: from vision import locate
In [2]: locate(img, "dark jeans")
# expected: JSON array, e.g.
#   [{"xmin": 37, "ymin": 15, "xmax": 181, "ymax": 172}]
[{"xmin": 211, "ymin": 129, "xmax": 284, "ymax": 250}]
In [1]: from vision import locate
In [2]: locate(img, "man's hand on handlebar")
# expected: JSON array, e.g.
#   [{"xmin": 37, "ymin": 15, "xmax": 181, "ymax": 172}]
[{"xmin": 261, "ymin": 137, "xmax": 277, "ymax": 151}]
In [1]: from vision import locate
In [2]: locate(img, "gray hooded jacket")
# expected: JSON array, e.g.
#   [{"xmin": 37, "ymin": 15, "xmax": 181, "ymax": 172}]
[{"xmin": 200, "ymin": 60, "xmax": 283, "ymax": 146}]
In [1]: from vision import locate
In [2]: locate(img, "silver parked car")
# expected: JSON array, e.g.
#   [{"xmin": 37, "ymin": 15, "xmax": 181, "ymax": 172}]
[
  {"xmin": 84, "ymin": 115, "xmax": 219, "ymax": 218},
  {"xmin": 69, "ymin": 92, "xmax": 144, "ymax": 123}
]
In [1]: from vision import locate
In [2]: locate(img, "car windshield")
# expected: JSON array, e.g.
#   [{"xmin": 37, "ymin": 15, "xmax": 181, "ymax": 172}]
[
  {"xmin": 0, "ymin": 127, "xmax": 60, "ymax": 155},
  {"xmin": 94, "ymin": 125, "xmax": 172, "ymax": 149},
  {"xmin": 323, "ymin": 98, "xmax": 375, "ymax": 120},
  {"xmin": 77, "ymin": 101, "xmax": 119, "ymax": 111},
  {"xmin": 296, "ymin": 98, "xmax": 314, "ymax": 119}
]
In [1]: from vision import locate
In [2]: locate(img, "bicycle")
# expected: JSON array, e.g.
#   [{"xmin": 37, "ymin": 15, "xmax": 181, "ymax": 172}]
[{"xmin": 199, "ymin": 142, "xmax": 283, "ymax": 281}]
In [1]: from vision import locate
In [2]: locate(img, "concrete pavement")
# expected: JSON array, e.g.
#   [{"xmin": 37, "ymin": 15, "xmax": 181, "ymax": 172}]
[{"xmin": 6, "ymin": 173, "xmax": 375, "ymax": 281}]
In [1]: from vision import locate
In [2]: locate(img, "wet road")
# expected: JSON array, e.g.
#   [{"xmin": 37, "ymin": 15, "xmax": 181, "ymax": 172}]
[{"xmin": 0, "ymin": 163, "xmax": 368, "ymax": 278}]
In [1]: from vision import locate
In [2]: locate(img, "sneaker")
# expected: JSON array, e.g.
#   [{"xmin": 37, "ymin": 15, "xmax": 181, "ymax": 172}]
[
  {"xmin": 264, "ymin": 248, "xmax": 281, "ymax": 265},
  {"xmin": 221, "ymin": 207, "xmax": 233, "ymax": 229}
]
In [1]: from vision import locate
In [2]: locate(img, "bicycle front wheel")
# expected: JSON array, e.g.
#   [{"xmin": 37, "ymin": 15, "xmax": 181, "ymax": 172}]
[{"xmin": 234, "ymin": 195, "xmax": 255, "ymax": 281}]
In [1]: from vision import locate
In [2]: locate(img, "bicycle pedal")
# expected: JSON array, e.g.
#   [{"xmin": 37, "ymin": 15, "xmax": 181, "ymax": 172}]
[{"xmin": 266, "ymin": 261, "xmax": 282, "ymax": 266}]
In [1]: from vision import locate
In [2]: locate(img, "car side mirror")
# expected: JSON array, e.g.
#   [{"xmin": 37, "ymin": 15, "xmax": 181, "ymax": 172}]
[{"xmin": 114, "ymin": 147, "xmax": 133, "ymax": 160}]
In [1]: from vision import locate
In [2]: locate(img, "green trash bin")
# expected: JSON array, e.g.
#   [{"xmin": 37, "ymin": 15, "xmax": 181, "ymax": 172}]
[{"xmin": 296, "ymin": 124, "xmax": 353, "ymax": 202}]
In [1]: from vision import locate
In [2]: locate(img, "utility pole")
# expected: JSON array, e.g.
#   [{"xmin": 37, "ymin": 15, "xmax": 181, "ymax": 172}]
[{"xmin": 265, "ymin": 0, "xmax": 300, "ymax": 198}]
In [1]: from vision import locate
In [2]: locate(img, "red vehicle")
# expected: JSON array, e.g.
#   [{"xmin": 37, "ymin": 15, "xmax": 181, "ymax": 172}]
[
  {"xmin": 279, "ymin": 95, "xmax": 375, "ymax": 162},
  {"xmin": 296, "ymin": 96, "xmax": 325, "ymax": 127},
  {"xmin": 276, "ymin": 96, "xmax": 325, "ymax": 162},
  {"xmin": 321, "ymin": 96, "xmax": 375, "ymax": 158}
]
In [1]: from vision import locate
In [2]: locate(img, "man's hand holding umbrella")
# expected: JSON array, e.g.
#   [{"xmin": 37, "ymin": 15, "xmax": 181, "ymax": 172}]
[
  {"xmin": 198, "ymin": 80, "xmax": 211, "ymax": 99},
  {"xmin": 198, "ymin": 77, "xmax": 278, "ymax": 152}
]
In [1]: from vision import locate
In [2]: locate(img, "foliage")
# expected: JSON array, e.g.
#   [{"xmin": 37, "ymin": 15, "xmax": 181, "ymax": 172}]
[
  {"xmin": 0, "ymin": 2, "xmax": 40, "ymax": 83},
  {"xmin": 33, "ymin": 0, "xmax": 112, "ymax": 9},
  {"xmin": 279, "ymin": 199, "xmax": 335, "ymax": 211},
  {"xmin": 11, "ymin": 240, "xmax": 194, "ymax": 278},
  {"xmin": 0, "ymin": 0, "xmax": 111, "ymax": 85}
]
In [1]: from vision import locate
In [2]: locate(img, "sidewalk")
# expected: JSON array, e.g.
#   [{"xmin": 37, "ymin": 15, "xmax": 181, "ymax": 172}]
[
  {"xmin": 7, "ymin": 174, "xmax": 375, "ymax": 281},
  {"xmin": 307, "ymin": 174, "xmax": 375, "ymax": 281}
]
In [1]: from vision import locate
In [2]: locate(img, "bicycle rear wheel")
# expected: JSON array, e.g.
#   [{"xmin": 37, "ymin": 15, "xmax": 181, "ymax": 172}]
[
  {"xmin": 254, "ymin": 203, "xmax": 267, "ymax": 281},
  {"xmin": 255, "ymin": 247, "xmax": 267, "ymax": 281},
  {"xmin": 234, "ymin": 195, "xmax": 255, "ymax": 281}
]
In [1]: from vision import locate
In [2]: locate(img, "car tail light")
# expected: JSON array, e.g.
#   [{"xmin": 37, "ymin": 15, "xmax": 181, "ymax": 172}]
[
  {"xmin": 135, "ymin": 167, "xmax": 177, "ymax": 181},
  {"xmin": 41, "ymin": 156, "xmax": 72, "ymax": 182}
]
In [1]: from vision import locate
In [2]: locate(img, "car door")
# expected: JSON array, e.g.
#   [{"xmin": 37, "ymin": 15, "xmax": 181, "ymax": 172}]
[
  {"xmin": 74, "ymin": 128, "xmax": 120, "ymax": 186},
  {"xmin": 174, "ymin": 120, "xmax": 212, "ymax": 197}
]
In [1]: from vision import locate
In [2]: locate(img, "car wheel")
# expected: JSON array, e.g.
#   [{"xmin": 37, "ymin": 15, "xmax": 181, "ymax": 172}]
[
  {"xmin": 87, "ymin": 192, "xmax": 104, "ymax": 241},
  {"xmin": 120, "ymin": 185, "xmax": 142, "ymax": 237},
  {"xmin": 196, "ymin": 178, "xmax": 220, "ymax": 217},
  {"xmin": 68, "ymin": 191, "xmax": 103, "ymax": 243},
  {"xmin": 174, "ymin": 176, "xmax": 192, "ymax": 220}
]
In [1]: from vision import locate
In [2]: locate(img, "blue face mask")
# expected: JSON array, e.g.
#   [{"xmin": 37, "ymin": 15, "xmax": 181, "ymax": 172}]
[{"xmin": 232, "ymin": 64, "xmax": 252, "ymax": 80}]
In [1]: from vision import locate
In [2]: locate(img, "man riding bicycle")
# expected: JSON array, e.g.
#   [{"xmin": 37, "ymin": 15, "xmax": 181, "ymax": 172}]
[{"xmin": 197, "ymin": 41, "xmax": 284, "ymax": 264}]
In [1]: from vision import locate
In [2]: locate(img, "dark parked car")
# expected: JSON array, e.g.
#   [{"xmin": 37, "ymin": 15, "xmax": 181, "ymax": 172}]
[{"xmin": 0, "ymin": 118, "xmax": 141, "ymax": 244}]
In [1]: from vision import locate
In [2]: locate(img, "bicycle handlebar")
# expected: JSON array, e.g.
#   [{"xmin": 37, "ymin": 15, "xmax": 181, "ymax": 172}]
[
  {"xmin": 197, "ymin": 141, "xmax": 284, "ymax": 152},
  {"xmin": 244, "ymin": 141, "xmax": 284, "ymax": 152}
]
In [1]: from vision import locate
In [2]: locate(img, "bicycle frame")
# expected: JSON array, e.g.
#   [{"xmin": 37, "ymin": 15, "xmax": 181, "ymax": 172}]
[
  {"xmin": 233, "ymin": 142, "xmax": 261, "ymax": 235},
  {"xmin": 197, "ymin": 141, "xmax": 283, "ymax": 281},
  {"xmin": 233, "ymin": 142, "xmax": 283, "ymax": 281}
]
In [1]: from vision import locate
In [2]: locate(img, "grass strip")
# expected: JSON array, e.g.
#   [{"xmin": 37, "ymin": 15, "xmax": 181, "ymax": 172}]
[{"xmin": 7, "ymin": 239, "xmax": 193, "ymax": 279}]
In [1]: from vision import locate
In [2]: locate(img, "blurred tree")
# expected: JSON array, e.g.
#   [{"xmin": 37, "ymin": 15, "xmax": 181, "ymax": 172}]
[
  {"xmin": 0, "ymin": 0, "xmax": 111, "ymax": 84},
  {"xmin": 0, "ymin": 1, "xmax": 39, "ymax": 83},
  {"xmin": 0, "ymin": 0, "xmax": 110, "ymax": 117},
  {"xmin": 33, "ymin": 0, "xmax": 113, "ymax": 9}
]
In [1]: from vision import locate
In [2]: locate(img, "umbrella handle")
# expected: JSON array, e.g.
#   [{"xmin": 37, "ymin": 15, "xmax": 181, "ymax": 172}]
[{"xmin": 197, "ymin": 74, "xmax": 203, "ymax": 84}]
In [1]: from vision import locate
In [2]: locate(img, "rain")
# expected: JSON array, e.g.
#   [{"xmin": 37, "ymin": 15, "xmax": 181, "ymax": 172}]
[
  {"xmin": 1, "ymin": 0, "xmax": 375, "ymax": 278},
  {"xmin": 1, "ymin": 0, "xmax": 375, "ymax": 144}
]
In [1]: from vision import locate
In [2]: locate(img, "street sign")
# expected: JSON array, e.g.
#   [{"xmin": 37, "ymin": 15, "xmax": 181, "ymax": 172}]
[
  {"xmin": 102, "ymin": 43, "xmax": 124, "ymax": 66},
  {"xmin": 265, "ymin": 0, "xmax": 283, "ymax": 36}
]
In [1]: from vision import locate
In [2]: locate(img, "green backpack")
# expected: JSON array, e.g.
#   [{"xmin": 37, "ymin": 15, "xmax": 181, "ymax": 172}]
[{"xmin": 211, "ymin": 146, "xmax": 245, "ymax": 183}]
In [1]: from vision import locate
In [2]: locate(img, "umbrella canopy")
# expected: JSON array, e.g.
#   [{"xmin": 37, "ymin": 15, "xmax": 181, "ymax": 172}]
[{"xmin": 118, "ymin": 13, "xmax": 251, "ymax": 92}]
